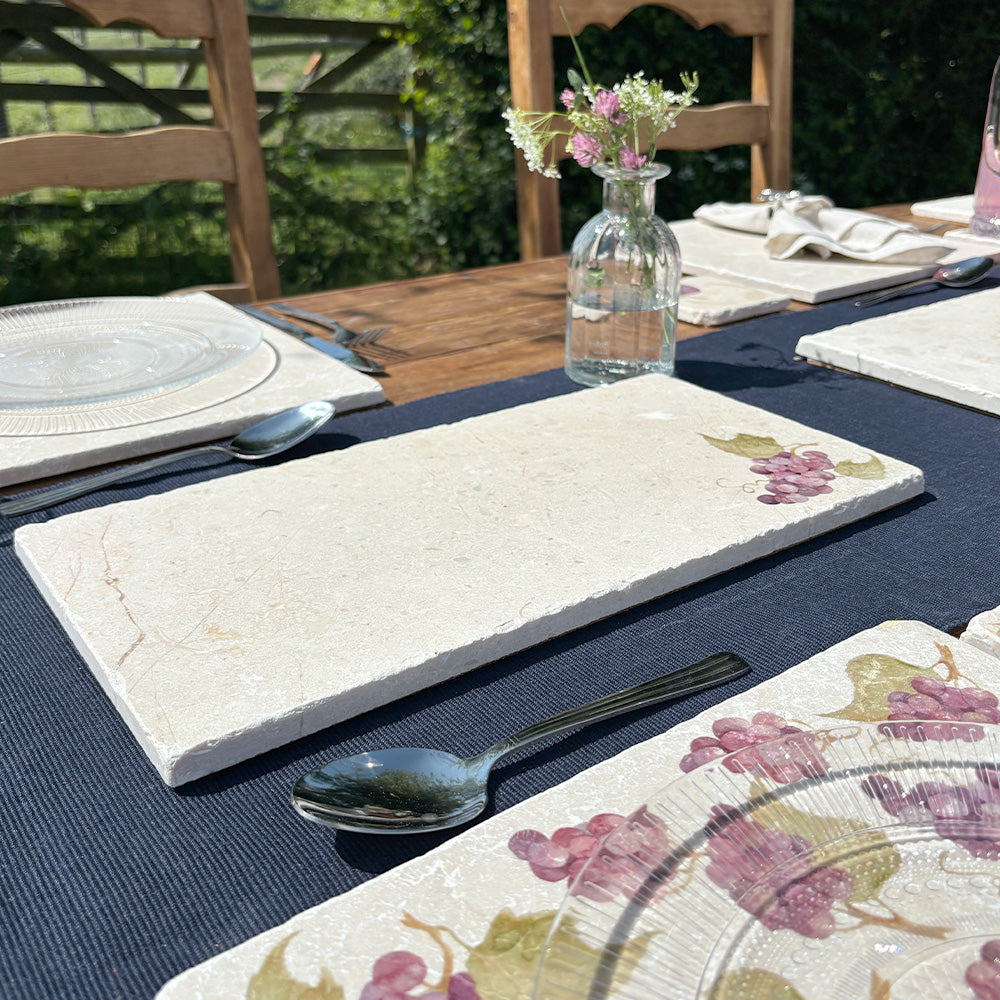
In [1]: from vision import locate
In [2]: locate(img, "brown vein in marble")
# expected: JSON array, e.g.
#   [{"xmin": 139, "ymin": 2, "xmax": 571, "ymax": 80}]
[{"xmin": 99, "ymin": 519, "xmax": 146, "ymax": 669}]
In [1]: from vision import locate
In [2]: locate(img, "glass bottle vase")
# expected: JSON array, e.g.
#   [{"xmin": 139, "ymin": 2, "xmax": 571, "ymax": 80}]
[
  {"xmin": 971, "ymin": 55, "xmax": 1000, "ymax": 238},
  {"xmin": 565, "ymin": 163, "xmax": 681, "ymax": 387}
]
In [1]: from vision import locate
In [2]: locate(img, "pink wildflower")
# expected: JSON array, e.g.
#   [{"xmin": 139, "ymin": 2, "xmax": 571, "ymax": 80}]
[
  {"xmin": 592, "ymin": 90, "xmax": 626, "ymax": 124},
  {"xmin": 618, "ymin": 146, "xmax": 648, "ymax": 170},
  {"xmin": 559, "ymin": 88, "xmax": 576, "ymax": 109},
  {"xmin": 569, "ymin": 132, "xmax": 602, "ymax": 167}
]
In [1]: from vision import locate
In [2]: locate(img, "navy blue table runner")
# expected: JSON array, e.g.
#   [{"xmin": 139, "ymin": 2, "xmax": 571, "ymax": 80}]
[{"xmin": 2, "ymin": 285, "xmax": 998, "ymax": 998}]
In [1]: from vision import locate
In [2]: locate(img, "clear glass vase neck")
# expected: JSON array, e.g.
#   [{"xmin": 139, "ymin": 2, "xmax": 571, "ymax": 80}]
[{"xmin": 593, "ymin": 163, "xmax": 671, "ymax": 217}]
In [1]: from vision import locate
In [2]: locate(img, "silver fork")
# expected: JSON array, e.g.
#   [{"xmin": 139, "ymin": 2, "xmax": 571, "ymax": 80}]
[{"xmin": 268, "ymin": 302, "xmax": 408, "ymax": 359}]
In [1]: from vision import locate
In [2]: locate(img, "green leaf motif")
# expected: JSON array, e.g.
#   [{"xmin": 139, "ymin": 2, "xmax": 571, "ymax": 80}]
[
  {"xmin": 708, "ymin": 967, "xmax": 807, "ymax": 999},
  {"xmin": 466, "ymin": 910, "xmax": 558, "ymax": 1000},
  {"xmin": 811, "ymin": 828, "xmax": 901, "ymax": 904},
  {"xmin": 834, "ymin": 455, "xmax": 885, "ymax": 479},
  {"xmin": 467, "ymin": 910, "xmax": 655, "ymax": 1000},
  {"xmin": 824, "ymin": 653, "xmax": 945, "ymax": 722},
  {"xmin": 245, "ymin": 934, "xmax": 345, "ymax": 1000},
  {"xmin": 751, "ymin": 792, "xmax": 901, "ymax": 904},
  {"xmin": 701, "ymin": 433, "xmax": 783, "ymax": 459}
]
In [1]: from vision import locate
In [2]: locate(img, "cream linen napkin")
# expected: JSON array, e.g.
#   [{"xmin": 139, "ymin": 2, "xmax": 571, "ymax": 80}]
[{"xmin": 694, "ymin": 195, "xmax": 952, "ymax": 264}]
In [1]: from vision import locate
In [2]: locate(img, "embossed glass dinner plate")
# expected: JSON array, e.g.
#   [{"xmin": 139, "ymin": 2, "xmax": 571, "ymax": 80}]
[
  {"xmin": 0, "ymin": 296, "xmax": 261, "ymax": 409},
  {"xmin": 533, "ymin": 723, "xmax": 1000, "ymax": 1000}
]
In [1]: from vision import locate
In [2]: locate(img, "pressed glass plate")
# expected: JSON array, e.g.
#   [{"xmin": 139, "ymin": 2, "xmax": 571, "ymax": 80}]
[
  {"xmin": 0, "ymin": 296, "xmax": 262, "ymax": 409},
  {"xmin": 533, "ymin": 723, "xmax": 1000, "ymax": 1000}
]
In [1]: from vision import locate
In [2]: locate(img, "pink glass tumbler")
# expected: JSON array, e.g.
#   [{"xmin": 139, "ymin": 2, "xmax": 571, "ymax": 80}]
[{"xmin": 972, "ymin": 56, "xmax": 1000, "ymax": 238}]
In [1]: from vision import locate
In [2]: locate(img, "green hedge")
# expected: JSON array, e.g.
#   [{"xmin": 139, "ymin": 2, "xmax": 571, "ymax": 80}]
[
  {"xmin": 393, "ymin": 0, "xmax": 997, "ymax": 268},
  {"xmin": 1, "ymin": 1, "xmax": 995, "ymax": 303}
]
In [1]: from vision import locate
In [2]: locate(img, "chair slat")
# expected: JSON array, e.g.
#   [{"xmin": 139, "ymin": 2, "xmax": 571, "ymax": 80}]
[
  {"xmin": 64, "ymin": 0, "xmax": 215, "ymax": 39},
  {"xmin": 1, "ymin": 0, "xmax": 281, "ymax": 302},
  {"xmin": 554, "ymin": 0, "xmax": 774, "ymax": 36},
  {"xmin": 508, "ymin": 0, "xmax": 794, "ymax": 260},
  {"xmin": 0, "ymin": 128, "xmax": 236, "ymax": 195}
]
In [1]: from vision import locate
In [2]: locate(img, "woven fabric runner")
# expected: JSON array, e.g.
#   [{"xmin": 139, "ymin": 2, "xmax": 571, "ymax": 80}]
[{"xmin": 1, "ymin": 283, "xmax": 997, "ymax": 999}]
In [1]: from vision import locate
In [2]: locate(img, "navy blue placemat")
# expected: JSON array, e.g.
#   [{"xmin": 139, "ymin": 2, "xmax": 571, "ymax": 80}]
[{"xmin": 2, "ymin": 284, "xmax": 998, "ymax": 998}]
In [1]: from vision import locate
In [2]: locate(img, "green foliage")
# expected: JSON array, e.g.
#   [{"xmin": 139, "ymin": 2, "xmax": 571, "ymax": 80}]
[
  {"xmin": 395, "ymin": 0, "xmax": 999, "ymax": 261},
  {"xmin": 1, "ymin": 0, "xmax": 997, "ymax": 303},
  {"xmin": 386, "ymin": 0, "xmax": 517, "ymax": 271}
]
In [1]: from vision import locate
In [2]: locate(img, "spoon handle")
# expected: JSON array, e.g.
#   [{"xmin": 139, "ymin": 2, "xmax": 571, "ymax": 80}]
[
  {"xmin": 0, "ymin": 443, "xmax": 226, "ymax": 516},
  {"xmin": 483, "ymin": 651, "xmax": 749, "ymax": 764},
  {"xmin": 853, "ymin": 278, "xmax": 933, "ymax": 307}
]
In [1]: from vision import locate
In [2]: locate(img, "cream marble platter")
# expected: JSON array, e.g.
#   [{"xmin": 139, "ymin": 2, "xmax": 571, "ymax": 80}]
[
  {"xmin": 677, "ymin": 273, "xmax": 791, "ymax": 325},
  {"xmin": 911, "ymin": 194, "xmax": 974, "ymax": 223},
  {"xmin": 795, "ymin": 285, "xmax": 1000, "ymax": 416},
  {"xmin": 156, "ymin": 618, "xmax": 1000, "ymax": 999},
  {"xmin": 669, "ymin": 216, "xmax": 1000, "ymax": 303},
  {"xmin": 0, "ymin": 293, "xmax": 384, "ymax": 487},
  {"xmin": 14, "ymin": 374, "xmax": 923, "ymax": 786}
]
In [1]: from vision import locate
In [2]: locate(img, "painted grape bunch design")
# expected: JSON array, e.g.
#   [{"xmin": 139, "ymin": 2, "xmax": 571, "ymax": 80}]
[
  {"xmin": 750, "ymin": 449, "xmax": 835, "ymax": 504},
  {"xmin": 701, "ymin": 431, "xmax": 886, "ymax": 505}
]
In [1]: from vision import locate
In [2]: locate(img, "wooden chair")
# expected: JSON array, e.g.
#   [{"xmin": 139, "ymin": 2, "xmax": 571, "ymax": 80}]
[
  {"xmin": 0, "ymin": 0, "xmax": 281, "ymax": 302},
  {"xmin": 506, "ymin": 0, "xmax": 794, "ymax": 259}
]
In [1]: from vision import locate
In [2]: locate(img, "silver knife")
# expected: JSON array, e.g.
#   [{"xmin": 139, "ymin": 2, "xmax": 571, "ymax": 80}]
[{"xmin": 235, "ymin": 304, "xmax": 385, "ymax": 375}]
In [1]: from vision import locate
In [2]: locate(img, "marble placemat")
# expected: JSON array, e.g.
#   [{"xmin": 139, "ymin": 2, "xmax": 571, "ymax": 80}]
[
  {"xmin": 795, "ymin": 285, "xmax": 1000, "ymax": 416},
  {"xmin": 670, "ymin": 217, "xmax": 1000, "ymax": 303},
  {"xmin": 677, "ymin": 273, "xmax": 790, "ymax": 325},
  {"xmin": 0, "ymin": 293, "xmax": 384, "ymax": 487},
  {"xmin": 13, "ymin": 374, "xmax": 923, "ymax": 786},
  {"xmin": 911, "ymin": 194, "xmax": 974, "ymax": 223},
  {"xmin": 154, "ymin": 617, "xmax": 1000, "ymax": 998}
]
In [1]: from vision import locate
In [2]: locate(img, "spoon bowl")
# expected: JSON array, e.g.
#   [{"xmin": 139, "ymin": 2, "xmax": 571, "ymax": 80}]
[
  {"xmin": 0, "ymin": 399, "xmax": 335, "ymax": 516},
  {"xmin": 292, "ymin": 651, "xmax": 750, "ymax": 835},
  {"xmin": 854, "ymin": 255, "xmax": 996, "ymax": 307}
]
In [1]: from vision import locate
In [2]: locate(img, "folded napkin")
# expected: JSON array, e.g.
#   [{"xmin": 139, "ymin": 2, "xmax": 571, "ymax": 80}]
[{"xmin": 694, "ymin": 195, "xmax": 952, "ymax": 264}]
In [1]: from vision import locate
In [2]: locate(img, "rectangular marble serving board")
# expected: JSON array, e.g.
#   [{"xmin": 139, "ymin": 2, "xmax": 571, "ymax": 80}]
[
  {"xmin": 795, "ymin": 285, "xmax": 1000, "ymax": 416},
  {"xmin": 156, "ymin": 618, "xmax": 1000, "ymax": 999},
  {"xmin": 670, "ymin": 217, "xmax": 1000, "ymax": 303},
  {"xmin": 14, "ymin": 374, "xmax": 924, "ymax": 785},
  {"xmin": 0, "ymin": 293, "xmax": 384, "ymax": 486}
]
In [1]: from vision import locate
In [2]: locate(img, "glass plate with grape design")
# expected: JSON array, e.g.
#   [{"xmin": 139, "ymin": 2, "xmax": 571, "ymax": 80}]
[
  {"xmin": 0, "ymin": 296, "xmax": 261, "ymax": 410},
  {"xmin": 532, "ymin": 722, "xmax": 1000, "ymax": 1000}
]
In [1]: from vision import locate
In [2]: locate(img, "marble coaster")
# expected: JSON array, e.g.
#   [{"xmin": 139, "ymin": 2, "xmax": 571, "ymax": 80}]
[
  {"xmin": 155, "ymin": 619, "xmax": 1000, "ymax": 998},
  {"xmin": 670, "ymin": 217, "xmax": 1000, "ymax": 303},
  {"xmin": 795, "ymin": 285, "xmax": 1000, "ymax": 416},
  {"xmin": 961, "ymin": 604, "xmax": 1000, "ymax": 658},
  {"xmin": 0, "ymin": 294, "xmax": 384, "ymax": 487},
  {"xmin": 911, "ymin": 194, "xmax": 974, "ymax": 223},
  {"xmin": 677, "ymin": 273, "xmax": 790, "ymax": 325},
  {"xmin": 14, "ymin": 374, "xmax": 923, "ymax": 785}
]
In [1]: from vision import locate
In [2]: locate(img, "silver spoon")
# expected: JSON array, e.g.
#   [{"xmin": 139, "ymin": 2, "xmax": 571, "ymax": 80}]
[
  {"xmin": 853, "ymin": 255, "xmax": 996, "ymax": 307},
  {"xmin": 291, "ymin": 651, "xmax": 750, "ymax": 835},
  {"xmin": 0, "ymin": 399, "xmax": 334, "ymax": 516}
]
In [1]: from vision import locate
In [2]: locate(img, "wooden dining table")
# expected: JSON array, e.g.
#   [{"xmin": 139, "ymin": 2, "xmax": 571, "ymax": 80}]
[{"xmin": 256, "ymin": 204, "xmax": 950, "ymax": 406}]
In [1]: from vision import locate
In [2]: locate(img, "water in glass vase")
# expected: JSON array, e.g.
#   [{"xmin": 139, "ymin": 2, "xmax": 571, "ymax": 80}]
[
  {"xmin": 565, "ymin": 287, "xmax": 676, "ymax": 386},
  {"xmin": 563, "ymin": 164, "xmax": 680, "ymax": 388}
]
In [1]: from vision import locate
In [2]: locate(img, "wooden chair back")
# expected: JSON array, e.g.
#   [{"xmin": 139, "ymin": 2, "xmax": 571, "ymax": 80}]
[
  {"xmin": 507, "ymin": 0, "xmax": 794, "ymax": 259},
  {"xmin": 0, "ymin": 0, "xmax": 281, "ymax": 302}
]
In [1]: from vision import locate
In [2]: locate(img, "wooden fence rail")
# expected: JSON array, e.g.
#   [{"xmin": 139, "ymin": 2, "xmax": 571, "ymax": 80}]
[{"xmin": 0, "ymin": 1, "xmax": 424, "ymax": 179}]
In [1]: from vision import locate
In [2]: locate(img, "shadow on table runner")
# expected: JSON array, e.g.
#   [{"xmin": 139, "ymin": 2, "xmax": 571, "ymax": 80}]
[{"xmin": 0, "ymin": 285, "xmax": 997, "ymax": 1000}]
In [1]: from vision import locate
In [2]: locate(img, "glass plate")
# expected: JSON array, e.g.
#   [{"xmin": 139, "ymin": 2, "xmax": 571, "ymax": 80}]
[
  {"xmin": 533, "ymin": 723, "xmax": 1000, "ymax": 1000},
  {"xmin": 0, "ymin": 296, "xmax": 261, "ymax": 409}
]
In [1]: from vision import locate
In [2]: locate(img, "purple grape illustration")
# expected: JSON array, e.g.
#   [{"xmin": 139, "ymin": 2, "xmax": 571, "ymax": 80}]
[
  {"xmin": 360, "ymin": 951, "xmax": 482, "ymax": 1000},
  {"xmin": 966, "ymin": 939, "xmax": 1000, "ymax": 999},
  {"xmin": 750, "ymin": 449, "xmax": 836, "ymax": 505},
  {"xmin": 703, "ymin": 804, "xmax": 853, "ymax": 938},
  {"xmin": 862, "ymin": 767, "xmax": 1000, "ymax": 860},
  {"xmin": 679, "ymin": 712, "xmax": 827, "ymax": 784},
  {"xmin": 879, "ymin": 675, "xmax": 1000, "ymax": 742}
]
